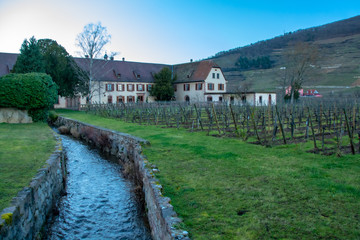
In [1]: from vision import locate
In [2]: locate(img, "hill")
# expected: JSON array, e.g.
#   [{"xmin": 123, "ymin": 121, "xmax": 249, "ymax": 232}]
[{"xmin": 209, "ymin": 15, "xmax": 360, "ymax": 97}]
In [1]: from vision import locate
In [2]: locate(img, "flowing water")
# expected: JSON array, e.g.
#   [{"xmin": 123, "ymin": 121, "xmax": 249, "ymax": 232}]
[{"xmin": 44, "ymin": 135, "xmax": 152, "ymax": 240}]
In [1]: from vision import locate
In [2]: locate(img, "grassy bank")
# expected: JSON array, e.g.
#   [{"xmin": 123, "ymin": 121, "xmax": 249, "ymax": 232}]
[
  {"xmin": 57, "ymin": 109, "xmax": 360, "ymax": 239},
  {"xmin": 0, "ymin": 123, "xmax": 56, "ymax": 210}
]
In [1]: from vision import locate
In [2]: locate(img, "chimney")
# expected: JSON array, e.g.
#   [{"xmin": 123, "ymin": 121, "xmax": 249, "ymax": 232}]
[
  {"xmin": 122, "ymin": 57, "xmax": 125, "ymax": 61},
  {"xmin": 104, "ymin": 53, "xmax": 108, "ymax": 60}
]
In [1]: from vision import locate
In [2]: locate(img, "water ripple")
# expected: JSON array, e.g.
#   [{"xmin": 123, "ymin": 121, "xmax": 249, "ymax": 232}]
[{"xmin": 44, "ymin": 135, "xmax": 152, "ymax": 240}]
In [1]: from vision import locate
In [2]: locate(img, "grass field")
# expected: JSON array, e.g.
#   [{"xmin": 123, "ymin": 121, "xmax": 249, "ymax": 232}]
[
  {"xmin": 0, "ymin": 123, "xmax": 56, "ymax": 210},
  {"xmin": 57, "ymin": 110, "xmax": 360, "ymax": 239}
]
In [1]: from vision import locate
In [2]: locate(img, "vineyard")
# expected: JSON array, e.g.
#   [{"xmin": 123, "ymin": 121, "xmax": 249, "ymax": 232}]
[{"xmin": 81, "ymin": 99, "xmax": 360, "ymax": 156}]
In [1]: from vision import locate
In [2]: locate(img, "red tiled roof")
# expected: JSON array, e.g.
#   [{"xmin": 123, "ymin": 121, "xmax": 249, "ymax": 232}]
[{"xmin": 173, "ymin": 60, "xmax": 220, "ymax": 83}]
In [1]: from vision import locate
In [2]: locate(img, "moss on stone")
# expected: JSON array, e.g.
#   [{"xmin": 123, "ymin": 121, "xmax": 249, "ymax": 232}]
[{"xmin": 1, "ymin": 213, "xmax": 13, "ymax": 225}]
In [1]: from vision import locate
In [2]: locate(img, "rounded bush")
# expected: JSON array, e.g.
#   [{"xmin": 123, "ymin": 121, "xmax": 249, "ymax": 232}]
[{"xmin": 0, "ymin": 73, "xmax": 58, "ymax": 122}]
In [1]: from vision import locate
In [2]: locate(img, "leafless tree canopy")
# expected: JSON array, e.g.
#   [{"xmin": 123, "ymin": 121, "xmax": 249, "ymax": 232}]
[
  {"xmin": 283, "ymin": 42, "xmax": 318, "ymax": 103},
  {"xmin": 75, "ymin": 22, "xmax": 113, "ymax": 103},
  {"xmin": 76, "ymin": 22, "xmax": 111, "ymax": 59}
]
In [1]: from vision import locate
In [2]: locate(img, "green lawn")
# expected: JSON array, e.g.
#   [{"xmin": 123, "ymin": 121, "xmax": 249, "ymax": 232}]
[
  {"xmin": 0, "ymin": 123, "xmax": 56, "ymax": 210},
  {"xmin": 57, "ymin": 109, "xmax": 360, "ymax": 239}
]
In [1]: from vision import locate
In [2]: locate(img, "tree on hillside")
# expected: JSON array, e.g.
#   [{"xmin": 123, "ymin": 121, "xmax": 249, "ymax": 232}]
[
  {"xmin": 13, "ymin": 36, "xmax": 45, "ymax": 73},
  {"xmin": 76, "ymin": 22, "xmax": 117, "ymax": 103},
  {"xmin": 150, "ymin": 67, "xmax": 176, "ymax": 101},
  {"xmin": 38, "ymin": 39, "xmax": 87, "ymax": 97},
  {"xmin": 282, "ymin": 42, "xmax": 318, "ymax": 103}
]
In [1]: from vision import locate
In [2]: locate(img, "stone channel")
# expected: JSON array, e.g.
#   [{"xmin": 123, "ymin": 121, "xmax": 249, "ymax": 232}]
[{"xmin": 43, "ymin": 134, "xmax": 152, "ymax": 239}]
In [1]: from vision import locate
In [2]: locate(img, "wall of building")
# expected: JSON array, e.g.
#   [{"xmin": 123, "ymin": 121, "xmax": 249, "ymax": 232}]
[
  {"xmin": 0, "ymin": 135, "xmax": 65, "ymax": 240},
  {"xmin": 175, "ymin": 82, "xmax": 206, "ymax": 102},
  {"xmin": 92, "ymin": 82, "xmax": 154, "ymax": 103},
  {"xmin": 225, "ymin": 93, "xmax": 277, "ymax": 106},
  {"xmin": 54, "ymin": 117, "xmax": 189, "ymax": 240}
]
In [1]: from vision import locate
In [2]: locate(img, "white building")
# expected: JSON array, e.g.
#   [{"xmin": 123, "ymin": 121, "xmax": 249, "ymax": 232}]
[{"xmin": 173, "ymin": 60, "xmax": 227, "ymax": 102}]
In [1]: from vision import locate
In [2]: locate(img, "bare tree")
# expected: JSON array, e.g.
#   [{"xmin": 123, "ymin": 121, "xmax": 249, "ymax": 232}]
[
  {"xmin": 282, "ymin": 42, "xmax": 318, "ymax": 103},
  {"xmin": 76, "ymin": 22, "xmax": 116, "ymax": 103},
  {"xmin": 234, "ymin": 82, "xmax": 253, "ymax": 104}
]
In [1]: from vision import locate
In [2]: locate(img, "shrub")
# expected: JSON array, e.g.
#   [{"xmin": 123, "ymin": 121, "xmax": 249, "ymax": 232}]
[{"xmin": 0, "ymin": 73, "xmax": 58, "ymax": 122}]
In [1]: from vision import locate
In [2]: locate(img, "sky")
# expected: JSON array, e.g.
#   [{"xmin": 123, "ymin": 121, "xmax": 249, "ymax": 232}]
[{"xmin": 0, "ymin": 0, "xmax": 360, "ymax": 64}]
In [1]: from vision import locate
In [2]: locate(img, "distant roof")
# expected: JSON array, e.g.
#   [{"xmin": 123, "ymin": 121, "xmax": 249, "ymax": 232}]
[
  {"xmin": 173, "ymin": 60, "xmax": 220, "ymax": 83},
  {"xmin": 74, "ymin": 58, "xmax": 170, "ymax": 83},
  {"xmin": 0, "ymin": 52, "xmax": 170, "ymax": 83},
  {"xmin": 0, "ymin": 53, "xmax": 18, "ymax": 76}
]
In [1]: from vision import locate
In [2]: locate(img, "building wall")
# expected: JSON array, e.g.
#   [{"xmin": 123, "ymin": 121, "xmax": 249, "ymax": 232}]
[
  {"xmin": 225, "ymin": 93, "xmax": 277, "ymax": 106},
  {"xmin": 92, "ymin": 82, "xmax": 155, "ymax": 103},
  {"xmin": 174, "ymin": 82, "xmax": 206, "ymax": 102}
]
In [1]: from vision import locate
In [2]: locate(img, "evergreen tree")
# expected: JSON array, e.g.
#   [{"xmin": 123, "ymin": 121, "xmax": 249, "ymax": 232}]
[
  {"xmin": 13, "ymin": 36, "xmax": 45, "ymax": 73},
  {"xmin": 150, "ymin": 67, "xmax": 175, "ymax": 101},
  {"xmin": 38, "ymin": 39, "xmax": 86, "ymax": 97}
]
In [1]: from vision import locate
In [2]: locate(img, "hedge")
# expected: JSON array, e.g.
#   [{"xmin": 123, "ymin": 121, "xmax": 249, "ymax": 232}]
[{"xmin": 0, "ymin": 73, "xmax": 58, "ymax": 122}]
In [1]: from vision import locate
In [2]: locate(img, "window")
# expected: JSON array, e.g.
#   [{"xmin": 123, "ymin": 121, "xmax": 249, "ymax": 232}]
[
  {"xmin": 174, "ymin": 85, "xmax": 177, "ymax": 92},
  {"xmin": 127, "ymin": 96, "xmax": 135, "ymax": 103},
  {"xmin": 117, "ymin": 84, "xmax": 124, "ymax": 91},
  {"xmin": 107, "ymin": 95, "xmax": 113, "ymax": 103},
  {"xmin": 259, "ymin": 96, "xmax": 263, "ymax": 105},
  {"xmin": 184, "ymin": 84, "xmax": 190, "ymax": 91},
  {"xmin": 241, "ymin": 96, "xmax": 246, "ymax": 103},
  {"xmin": 195, "ymin": 83, "xmax": 203, "ymax": 90},
  {"xmin": 219, "ymin": 96, "xmax": 223, "ymax": 102},
  {"xmin": 217, "ymin": 73, "xmax": 220, "ymax": 79},
  {"xmin": 137, "ymin": 95, "xmax": 144, "ymax": 102},
  {"xmin": 207, "ymin": 96, "xmax": 213, "ymax": 102},
  {"xmin": 147, "ymin": 84, "xmax": 153, "ymax": 91},
  {"xmin": 218, "ymin": 84, "xmax": 224, "ymax": 90},
  {"xmin": 268, "ymin": 95, "xmax": 272, "ymax": 106},
  {"xmin": 106, "ymin": 83, "xmax": 114, "ymax": 91},
  {"xmin": 212, "ymin": 73, "xmax": 215, "ymax": 78},
  {"xmin": 185, "ymin": 95, "xmax": 190, "ymax": 102},
  {"xmin": 127, "ymin": 84, "xmax": 134, "ymax": 91},
  {"xmin": 208, "ymin": 83, "xmax": 214, "ymax": 90},
  {"xmin": 230, "ymin": 96, "xmax": 235, "ymax": 104},
  {"xmin": 117, "ymin": 96, "xmax": 124, "ymax": 103},
  {"xmin": 137, "ymin": 84, "xmax": 144, "ymax": 91}
]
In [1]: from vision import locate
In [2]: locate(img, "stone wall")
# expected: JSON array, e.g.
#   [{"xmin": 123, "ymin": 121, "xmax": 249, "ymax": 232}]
[
  {"xmin": 0, "ymin": 134, "xmax": 66, "ymax": 240},
  {"xmin": 55, "ymin": 117, "xmax": 190, "ymax": 240},
  {"xmin": 0, "ymin": 108, "xmax": 33, "ymax": 123}
]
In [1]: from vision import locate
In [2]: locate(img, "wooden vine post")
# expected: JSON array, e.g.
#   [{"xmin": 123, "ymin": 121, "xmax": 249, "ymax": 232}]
[
  {"xmin": 212, "ymin": 104, "xmax": 221, "ymax": 135},
  {"xmin": 275, "ymin": 105, "xmax": 287, "ymax": 144},
  {"xmin": 344, "ymin": 108, "xmax": 355, "ymax": 155}
]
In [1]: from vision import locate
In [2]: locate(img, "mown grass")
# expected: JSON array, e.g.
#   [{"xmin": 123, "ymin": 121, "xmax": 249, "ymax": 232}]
[
  {"xmin": 0, "ymin": 123, "xmax": 56, "ymax": 210},
  {"xmin": 57, "ymin": 109, "xmax": 360, "ymax": 239}
]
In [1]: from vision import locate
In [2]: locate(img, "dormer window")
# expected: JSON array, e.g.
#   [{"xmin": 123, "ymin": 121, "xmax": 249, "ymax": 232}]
[
  {"xmin": 117, "ymin": 73, "xmax": 121, "ymax": 78},
  {"xmin": 187, "ymin": 74, "xmax": 190, "ymax": 78},
  {"xmin": 137, "ymin": 74, "xmax": 141, "ymax": 79}
]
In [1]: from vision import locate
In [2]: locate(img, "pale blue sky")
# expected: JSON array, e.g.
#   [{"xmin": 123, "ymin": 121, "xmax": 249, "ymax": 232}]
[{"xmin": 0, "ymin": 0, "xmax": 359, "ymax": 64}]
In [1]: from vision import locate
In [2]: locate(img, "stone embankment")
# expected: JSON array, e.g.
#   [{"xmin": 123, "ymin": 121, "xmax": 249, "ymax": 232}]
[
  {"xmin": 55, "ymin": 116, "xmax": 190, "ymax": 240},
  {"xmin": 0, "ymin": 108, "xmax": 33, "ymax": 123},
  {"xmin": 0, "ymin": 135, "xmax": 65, "ymax": 239}
]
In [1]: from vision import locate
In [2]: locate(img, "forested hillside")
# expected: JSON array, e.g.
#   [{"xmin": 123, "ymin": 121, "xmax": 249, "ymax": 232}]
[{"xmin": 209, "ymin": 15, "xmax": 360, "ymax": 97}]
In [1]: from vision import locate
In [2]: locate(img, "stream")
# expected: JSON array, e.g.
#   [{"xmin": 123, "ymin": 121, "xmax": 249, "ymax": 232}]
[{"xmin": 43, "ymin": 134, "xmax": 152, "ymax": 240}]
